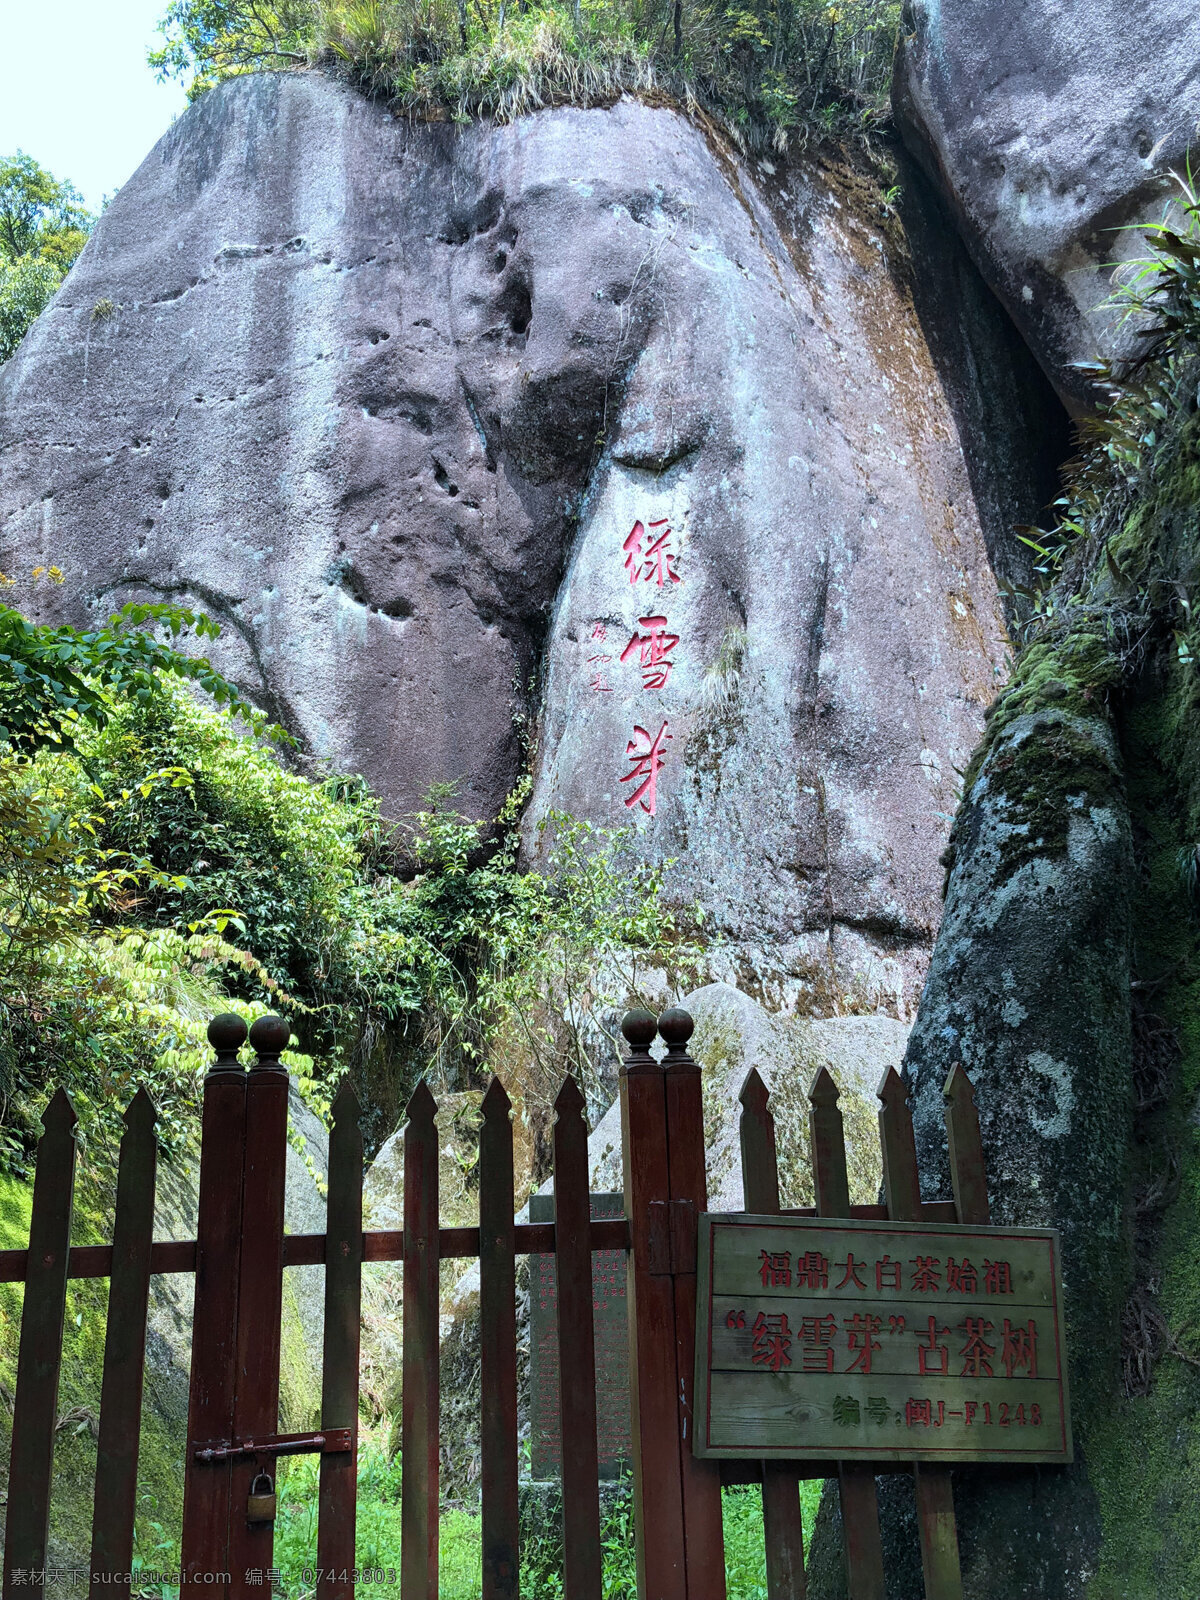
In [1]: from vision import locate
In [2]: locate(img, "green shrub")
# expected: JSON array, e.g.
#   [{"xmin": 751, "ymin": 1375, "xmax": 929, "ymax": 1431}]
[{"xmin": 0, "ymin": 589, "xmax": 685, "ymax": 1164}]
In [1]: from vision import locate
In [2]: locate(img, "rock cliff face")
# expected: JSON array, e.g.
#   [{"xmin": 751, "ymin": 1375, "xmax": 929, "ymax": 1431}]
[
  {"xmin": 895, "ymin": 0, "xmax": 1200, "ymax": 408},
  {"xmin": 0, "ymin": 72, "xmax": 1065, "ymax": 1011}
]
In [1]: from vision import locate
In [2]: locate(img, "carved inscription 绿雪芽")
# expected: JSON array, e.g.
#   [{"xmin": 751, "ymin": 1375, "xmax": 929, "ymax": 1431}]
[
  {"xmin": 586, "ymin": 514, "xmax": 687, "ymax": 818},
  {"xmin": 693, "ymin": 1215, "xmax": 1072, "ymax": 1464},
  {"xmin": 528, "ymin": 1192, "xmax": 632, "ymax": 1480}
]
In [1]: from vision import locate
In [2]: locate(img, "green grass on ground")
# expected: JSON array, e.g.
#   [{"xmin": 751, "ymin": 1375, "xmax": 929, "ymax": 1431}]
[{"xmin": 131, "ymin": 1444, "xmax": 821, "ymax": 1598}]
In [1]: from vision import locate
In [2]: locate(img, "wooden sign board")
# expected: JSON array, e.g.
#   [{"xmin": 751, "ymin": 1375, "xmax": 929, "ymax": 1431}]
[
  {"xmin": 693, "ymin": 1214, "xmax": 1072, "ymax": 1465},
  {"xmin": 528, "ymin": 1192, "xmax": 632, "ymax": 1480}
]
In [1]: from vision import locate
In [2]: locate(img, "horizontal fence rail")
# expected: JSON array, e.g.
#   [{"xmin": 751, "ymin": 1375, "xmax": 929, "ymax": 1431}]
[{"xmin": 0, "ymin": 1205, "xmax": 962, "ymax": 1281}]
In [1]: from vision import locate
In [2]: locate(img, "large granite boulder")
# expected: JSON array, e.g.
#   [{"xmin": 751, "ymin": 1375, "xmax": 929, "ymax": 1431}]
[
  {"xmin": 895, "ymin": 0, "xmax": 1200, "ymax": 407},
  {"xmin": 0, "ymin": 72, "xmax": 1067, "ymax": 1010},
  {"xmin": 808, "ymin": 702, "xmax": 1134, "ymax": 1598}
]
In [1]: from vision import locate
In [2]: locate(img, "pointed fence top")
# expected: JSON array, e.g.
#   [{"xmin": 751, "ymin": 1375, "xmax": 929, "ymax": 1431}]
[
  {"xmin": 42, "ymin": 1085, "xmax": 78, "ymax": 1135},
  {"xmin": 481, "ymin": 1075, "xmax": 512, "ymax": 1117},
  {"xmin": 554, "ymin": 1072, "xmax": 586, "ymax": 1120},
  {"xmin": 738, "ymin": 1067, "xmax": 770, "ymax": 1115},
  {"xmin": 877, "ymin": 1065, "xmax": 909, "ymax": 1109},
  {"xmin": 330, "ymin": 1077, "xmax": 361, "ymax": 1124},
  {"xmin": 123, "ymin": 1085, "xmax": 158, "ymax": 1130},
  {"xmin": 808, "ymin": 1063, "xmax": 840, "ymax": 1109},
  {"xmin": 943, "ymin": 1061, "xmax": 976, "ymax": 1106},
  {"xmin": 405, "ymin": 1078, "xmax": 437, "ymax": 1126}
]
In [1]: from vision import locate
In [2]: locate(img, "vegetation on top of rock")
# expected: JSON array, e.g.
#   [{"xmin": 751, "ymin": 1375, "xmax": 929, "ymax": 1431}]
[
  {"xmin": 1013, "ymin": 166, "xmax": 1200, "ymax": 606},
  {"xmin": 953, "ymin": 164, "xmax": 1200, "ymax": 796},
  {"xmin": 151, "ymin": 0, "xmax": 901, "ymax": 148},
  {"xmin": 0, "ymin": 152, "xmax": 92, "ymax": 362}
]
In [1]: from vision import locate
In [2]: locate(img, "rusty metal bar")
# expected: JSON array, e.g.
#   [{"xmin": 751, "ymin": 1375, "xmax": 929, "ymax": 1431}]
[
  {"xmin": 194, "ymin": 1428, "xmax": 354, "ymax": 1462},
  {"xmin": 401, "ymin": 1080, "xmax": 440, "ymax": 1600},
  {"xmin": 2, "ymin": 1088, "xmax": 78, "ymax": 1600},
  {"xmin": 739, "ymin": 1068, "xmax": 806, "ymax": 1600},
  {"xmin": 317, "ymin": 1079, "xmax": 364, "ymax": 1600},
  {"xmin": 89, "ymin": 1087, "xmax": 158, "ymax": 1599}
]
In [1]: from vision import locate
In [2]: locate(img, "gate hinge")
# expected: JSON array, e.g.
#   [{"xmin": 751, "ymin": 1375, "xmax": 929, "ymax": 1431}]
[
  {"xmin": 192, "ymin": 1427, "xmax": 354, "ymax": 1463},
  {"xmin": 647, "ymin": 1198, "xmax": 696, "ymax": 1276}
]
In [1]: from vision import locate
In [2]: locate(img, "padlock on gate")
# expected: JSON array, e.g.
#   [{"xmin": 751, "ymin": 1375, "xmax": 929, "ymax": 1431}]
[{"xmin": 247, "ymin": 1470, "xmax": 277, "ymax": 1522}]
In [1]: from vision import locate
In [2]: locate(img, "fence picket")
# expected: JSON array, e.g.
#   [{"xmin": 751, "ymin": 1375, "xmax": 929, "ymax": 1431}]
[
  {"xmin": 807, "ymin": 1065, "xmax": 886, "ymax": 1600},
  {"xmin": 401, "ymin": 1080, "xmax": 440, "ymax": 1600},
  {"xmin": 228, "ymin": 1017, "xmax": 291, "ymax": 1585},
  {"xmin": 877, "ymin": 1067, "xmax": 964, "ymax": 1600},
  {"xmin": 181, "ymin": 1015, "xmax": 249, "ymax": 1585},
  {"xmin": 479, "ymin": 1077, "xmax": 519, "ymax": 1600},
  {"xmin": 660, "ymin": 1009, "xmax": 727, "ymax": 1600},
  {"xmin": 619, "ymin": 1011, "xmax": 688, "ymax": 1600},
  {"xmin": 943, "ymin": 1065, "xmax": 989, "ymax": 1227},
  {"xmin": 317, "ymin": 1079, "xmax": 364, "ymax": 1600},
  {"xmin": 89, "ymin": 1088, "xmax": 158, "ymax": 1599},
  {"xmin": 738, "ymin": 1069, "xmax": 807, "ymax": 1600},
  {"xmin": 554, "ymin": 1074, "xmax": 603, "ymax": 1600},
  {"xmin": 2, "ymin": 1088, "xmax": 78, "ymax": 1599}
]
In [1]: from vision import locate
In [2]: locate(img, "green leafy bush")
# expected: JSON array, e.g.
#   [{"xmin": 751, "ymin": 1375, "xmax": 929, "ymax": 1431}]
[
  {"xmin": 153, "ymin": 0, "xmax": 902, "ymax": 149},
  {"xmin": 0, "ymin": 580, "xmax": 684, "ymax": 1166},
  {"xmin": 0, "ymin": 591, "xmax": 304, "ymax": 1171},
  {"xmin": 76, "ymin": 684, "xmax": 684, "ymax": 1146}
]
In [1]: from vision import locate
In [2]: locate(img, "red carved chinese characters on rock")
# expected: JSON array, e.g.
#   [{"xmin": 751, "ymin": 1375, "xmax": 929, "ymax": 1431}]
[
  {"xmin": 620, "ymin": 721, "xmax": 672, "ymax": 816},
  {"xmin": 587, "ymin": 622, "xmax": 613, "ymax": 693},
  {"xmin": 623, "ymin": 519, "xmax": 682, "ymax": 587},
  {"xmin": 620, "ymin": 615, "xmax": 679, "ymax": 689}
]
